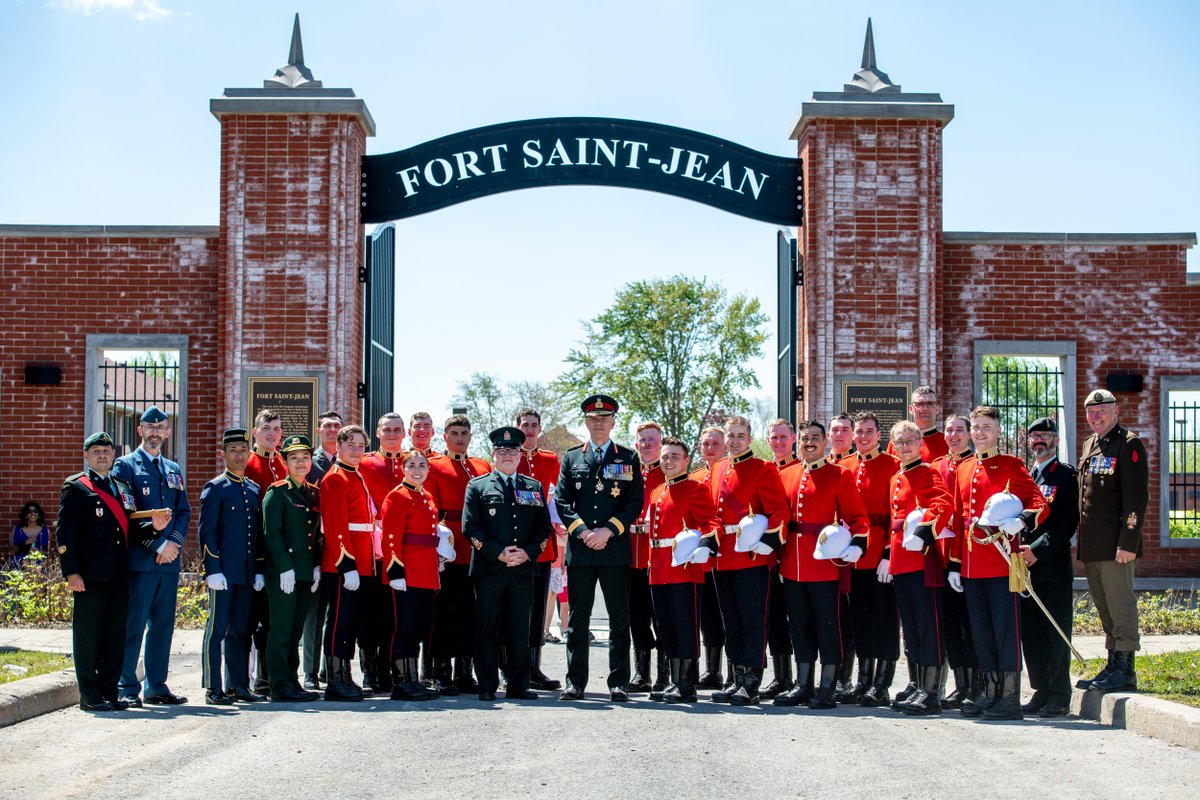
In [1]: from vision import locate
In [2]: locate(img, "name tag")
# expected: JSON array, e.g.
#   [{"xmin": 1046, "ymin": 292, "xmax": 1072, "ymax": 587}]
[
  {"xmin": 1088, "ymin": 456, "xmax": 1116, "ymax": 476},
  {"xmin": 602, "ymin": 464, "xmax": 633, "ymax": 481},
  {"xmin": 1040, "ymin": 485, "xmax": 1057, "ymax": 503},
  {"xmin": 514, "ymin": 490, "xmax": 544, "ymax": 506}
]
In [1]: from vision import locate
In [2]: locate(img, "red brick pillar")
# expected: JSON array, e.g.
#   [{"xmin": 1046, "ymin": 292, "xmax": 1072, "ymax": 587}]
[
  {"xmin": 210, "ymin": 59, "xmax": 374, "ymax": 429},
  {"xmin": 789, "ymin": 35, "xmax": 954, "ymax": 424}
]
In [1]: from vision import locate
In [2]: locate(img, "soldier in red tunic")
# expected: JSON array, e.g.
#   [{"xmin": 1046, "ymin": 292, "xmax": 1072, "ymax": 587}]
[
  {"xmin": 826, "ymin": 412, "xmax": 857, "ymax": 698},
  {"xmin": 887, "ymin": 385, "xmax": 950, "ymax": 464},
  {"xmin": 843, "ymin": 412, "xmax": 902, "ymax": 707},
  {"xmin": 645, "ymin": 436, "xmax": 720, "ymax": 703},
  {"xmin": 931, "ymin": 414, "xmax": 977, "ymax": 708},
  {"xmin": 887, "ymin": 420, "xmax": 955, "ymax": 715},
  {"xmin": 515, "ymin": 408, "xmax": 564, "ymax": 692},
  {"xmin": 407, "ymin": 411, "xmax": 436, "ymax": 458},
  {"xmin": 425, "ymin": 414, "xmax": 491, "ymax": 694},
  {"xmin": 775, "ymin": 420, "xmax": 869, "ymax": 710},
  {"xmin": 379, "ymin": 450, "xmax": 440, "ymax": 701},
  {"xmin": 244, "ymin": 409, "xmax": 286, "ymax": 695},
  {"xmin": 318, "ymin": 424, "xmax": 377, "ymax": 702},
  {"xmin": 706, "ymin": 416, "xmax": 790, "ymax": 706},
  {"xmin": 628, "ymin": 420, "xmax": 666, "ymax": 693},
  {"xmin": 689, "ymin": 426, "xmax": 728, "ymax": 689},
  {"xmin": 356, "ymin": 412, "xmax": 408, "ymax": 694},
  {"xmin": 762, "ymin": 418, "xmax": 801, "ymax": 698},
  {"xmin": 948, "ymin": 406, "xmax": 1047, "ymax": 721}
]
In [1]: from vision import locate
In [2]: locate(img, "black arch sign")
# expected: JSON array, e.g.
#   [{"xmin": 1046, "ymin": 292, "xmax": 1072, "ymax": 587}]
[{"xmin": 361, "ymin": 118, "xmax": 803, "ymax": 226}]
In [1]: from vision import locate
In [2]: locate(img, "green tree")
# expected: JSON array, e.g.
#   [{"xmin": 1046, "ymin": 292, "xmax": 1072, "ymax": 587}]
[
  {"xmin": 453, "ymin": 373, "xmax": 573, "ymax": 457},
  {"xmin": 980, "ymin": 355, "xmax": 1062, "ymax": 464},
  {"xmin": 554, "ymin": 275, "xmax": 768, "ymax": 448}
]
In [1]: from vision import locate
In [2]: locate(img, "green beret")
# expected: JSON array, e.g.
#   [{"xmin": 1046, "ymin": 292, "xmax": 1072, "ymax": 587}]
[
  {"xmin": 1084, "ymin": 389, "xmax": 1117, "ymax": 407},
  {"xmin": 84, "ymin": 431, "xmax": 114, "ymax": 450}
]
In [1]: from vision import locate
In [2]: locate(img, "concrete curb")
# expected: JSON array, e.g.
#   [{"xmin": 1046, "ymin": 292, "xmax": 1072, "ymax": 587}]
[
  {"xmin": 0, "ymin": 670, "xmax": 77, "ymax": 728},
  {"xmin": 1072, "ymin": 682, "xmax": 1200, "ymax": 751}
]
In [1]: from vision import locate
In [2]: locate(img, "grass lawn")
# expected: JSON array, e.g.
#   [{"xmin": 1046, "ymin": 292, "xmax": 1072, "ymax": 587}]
[
  {"xmin": 1073, "ymin": 650, "xmax": 1200, "ymax": 708},
  {"xmin": 0, "ymin": 649, "xmax": 72, "ymax": 686}
]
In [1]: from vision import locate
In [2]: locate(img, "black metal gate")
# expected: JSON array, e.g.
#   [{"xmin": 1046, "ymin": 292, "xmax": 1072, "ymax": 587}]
[
  {"xmin": 362, "ymin": 224, "xmax": 396, "ymax": 449},
  {"xmin": 97, "ymin": 357, "xmax": 181, "ymax": 459},
  {"xmin": 776, "ymin": 230, "xmax": 799, "ymax": 425},
  {"xmin": 980, "ymin": 356, "xmax": 1064, "ymax": 464}
]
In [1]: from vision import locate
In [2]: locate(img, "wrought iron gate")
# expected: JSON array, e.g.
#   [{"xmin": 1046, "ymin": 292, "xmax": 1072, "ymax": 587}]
[
  {"xmin": 776, "ymin": 230, "xmax": 800, "ymax": 425},
  {"xmin": 362, "ymin": 224, "xmax": 396, "ymax": 449}
]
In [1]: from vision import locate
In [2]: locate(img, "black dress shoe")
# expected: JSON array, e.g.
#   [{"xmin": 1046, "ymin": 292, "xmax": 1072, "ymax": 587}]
[
  {"xmin": 119, "ymin": 695, "xmax": 143, "ymax": 708},
  {"xmin": 270, "ymin": 686, "xmax": 314, "ymax": 703},
  {"xmin": 1037, "ymin": 703, "xmax": 1070, "ymax": 718},
  {"xmin": 506, "ymin": 689, "xmax": 539, "ymax": 700},
  {"xmin": 205, "ymin": 690, "xmax": 235, "ymax": 706},
  {"xmin": 80, "ymin": 700, "xmax": 117, "ymax": 712},
  {"xmin": 478, "ymin": 690, "xmax": 497, "ymax": 701},
  {"xmin": 227, "ymin": 688, "xmax": 265, "ymax": 703},
  {"xmin": 108, "ymin": 698, "xmax": 131, "ymax": 711},
  {"xmin": 609, "ymin": 688, "xmax": 630, "ymax": 703},
  {"xmin": 144, "ymin": 692, "xmax": 188, "ymax": 705},
  {"xmin": 558, "ymin": 684, "xmax": 585, "ymax": 701},
  {"xmin": 302, "ymin": 674, "xmax": 321, "ymax": 691}
]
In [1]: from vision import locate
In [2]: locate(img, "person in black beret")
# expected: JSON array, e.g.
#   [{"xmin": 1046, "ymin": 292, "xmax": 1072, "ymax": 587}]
[{"xmin": 1017, "ymin": 417, "xmax": 1079, "ymax": 717}]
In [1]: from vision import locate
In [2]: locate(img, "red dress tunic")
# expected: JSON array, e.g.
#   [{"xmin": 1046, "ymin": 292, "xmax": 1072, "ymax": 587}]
[
  {"xmin": 318, "ymin": 462, "xmax": 376, "ymax": 576},
  {"xmin": 949, "ymin": 449, "xmax": 1048, "ymax": 579},
  {"xmin": 778, "ymin": 459, "xmax": 869, "ymax": 583},
  {"xmin": 245, "ymin": 449, "xmax": 286, "ymax": 493},
  {"xmin": 887, "ymin": 461, "xmax": 954, "ymax": 576},
  {"xmin": 709, "ymin": 451, "xmax": 790, "ymax": 572},
  {"xmin": 380, "ymin": 481, "xmax": 441, "ymax": 590},
  {"xmin": 645, "ymin": 475, "xmax": 721, "ymax": 585},
  {"xmin": 425, "ymin": 451, "xmax": 491, "ymax": 565},
  {"xmin": 631, "ymin": 459, "xmax": 665, "ymax": 570},
  {"xmin": 517, "ymin": 447, "xmax": 562, "ymax": 563},
  {"xmin": 842, "ymin": 449, "xmax": 900, "ymax": 571},
  {"xmin": 932, "ymin": 450, "xmax": 972, "ymax": 566}
]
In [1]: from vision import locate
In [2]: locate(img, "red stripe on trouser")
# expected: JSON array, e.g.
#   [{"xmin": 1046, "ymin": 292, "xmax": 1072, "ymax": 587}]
[
  {"xmin": 835, "ymin": 587, "xmax": 844, "ymax": 664},
  {"xmin": 693, "ymin": 584, "xmax": 701, "ymax": 656},
  {"xmin": 758, "ymin": 576, "xmax": 771, "ymax": 669},
  {"xmin": 332, "ymin": 582, "xmax": 342, "ymax": 656},
  {"xmin": 930, "ymin": 584, "xmax": 943, "ymax": 666},
  {"xmin": 1012, "ymin": 592, "xmax": 1022, "ymax": 672},
  {"xmin": 389, "ymin": 589, "xmax": 399, "ymax": 661}
]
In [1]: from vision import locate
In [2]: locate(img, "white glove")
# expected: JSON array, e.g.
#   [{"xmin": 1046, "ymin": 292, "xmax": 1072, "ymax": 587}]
[
  {"xmin": 842, "ymin": 545, "xmax": 864, "ymax": 564},
  {"xmin": 343, "ymin": 570, "xmax": 361, "ymax": 591},
  {"xmin": 439, "ymin": 561, "xmax": 446, "ymax": 572},
  {"xmin": 876, "ymin": 559, "xmax": 892, "ymax": 584},
  {"xmin": 751, "ymin": 541, "xmax": 774, "ymax": 556},
  {"xmin": 311, "ymin": 567, "xmax": 321, "ymax": 593},
  {"xmin": 253, "ymin": 574, "xmax": 265, "ymax": 592},
  {"xmin": 999, "ymin": 518, "xmax": 1026, "ymax": 536},
  {"xmin": 948, "ymin": 571, "xmax": 963, "ymax": 593},
  {"xmin": 205, "ymin": 573, "xmax": 228, "ymax": 591},
  {"xmin": 389, "ymin": 578, "xmax": 407, "ymax": 591},
  {"xmin": 280, "ymin": 569, "xmax": 296, "ymax": 595}
]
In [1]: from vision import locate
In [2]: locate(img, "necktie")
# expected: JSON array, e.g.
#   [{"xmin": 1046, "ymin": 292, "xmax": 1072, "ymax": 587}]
[
  {"xmin": 153, "ymin": 457, "xmax": 165, "ymax": 482},
  {"xmin": 593, "ymin": 446, "xmax": 603, "ymax": 467},
  {"xmin": 504, "ymin": 476, "xmax": 516, "ymax": 503}
]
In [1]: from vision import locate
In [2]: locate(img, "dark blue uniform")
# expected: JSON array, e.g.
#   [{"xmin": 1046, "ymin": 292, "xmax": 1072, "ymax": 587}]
[
  {"xmin": 112, "ymin": 447, "xmax": 192, "ymax": 701},
  {"xmin": 198, "ymin": 471, "xmax": 264, "ymax": 695}
]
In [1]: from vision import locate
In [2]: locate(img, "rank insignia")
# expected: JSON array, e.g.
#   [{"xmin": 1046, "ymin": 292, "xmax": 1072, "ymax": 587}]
[
  {"xmin": 610, "ymin": 485, "xmax": 621, "ymax": 498},
  {"xmin": 57, "ymin": 545, "xmax": 67, "ymax": 554},
  {"xmin": 1126, "ymin": 512, "xmax": 1138, "ymax": 529}
]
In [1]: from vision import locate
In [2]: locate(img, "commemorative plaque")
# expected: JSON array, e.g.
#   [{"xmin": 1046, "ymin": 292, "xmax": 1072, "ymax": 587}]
[
  {"xmin": 246, "ymin": 376, "xmax": 320, "ymax": 439},
  {"xmin": 841, "ymin": 381, "xmax": 912, "ymax": 445}
]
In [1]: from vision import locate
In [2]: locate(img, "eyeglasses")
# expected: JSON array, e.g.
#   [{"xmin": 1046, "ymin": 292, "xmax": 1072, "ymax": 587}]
[
  {"xmin": 911, "ymin": 402, "xmax": 938, "ymax": 408},
  {"xmin": 141, "ymin": 423, "xmax": 169, "ymax": 432}
]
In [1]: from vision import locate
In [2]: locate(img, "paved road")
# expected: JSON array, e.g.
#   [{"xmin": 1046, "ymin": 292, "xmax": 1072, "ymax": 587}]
[{"xmin": 2, "ymin": 632, "xmax": 1199, "ymax": 799}]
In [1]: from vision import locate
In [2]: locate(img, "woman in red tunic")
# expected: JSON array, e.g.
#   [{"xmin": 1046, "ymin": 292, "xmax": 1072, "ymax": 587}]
[{"xmin": 380, "ymin": 450, "xmax": 441, "ymax": 701}]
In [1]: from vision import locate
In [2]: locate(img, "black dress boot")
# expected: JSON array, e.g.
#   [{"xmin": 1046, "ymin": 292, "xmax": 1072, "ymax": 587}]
[
  {"xmin": 498, "ymin": 646, "xmax": 509, "ymax": 690},
  {"xmin": 529, "ymin": 647, "xmax": 562, "ymax": 691},
  {"xmin": 376, "ymin": 649, "xmax": 393, "ymax": 692},
  {"xmin": 1077, "ymin": 649, "xmax": 1116, "ymax": 690},
  {"xmin": 254, "ymin": 648, "xmax": 271, "ymax": 695},
  {"xmin": 657, "ymin": 657, "xmax": 679, "ymax": 703},
  {"xmin": 710, "ymin": 660, "xmax": 739, "ymax": 703},
  {"xmin": 358, "ymin": 646, "xmax": 378, "ymax": 697},
  {"xmin": 1090, "ymin": 651, "xmax": 1137, "ymax": 693},
  {"xmin": 885, "ymin": 661, "xmax": 914, "ymax": 709},
  {"xmin": 902, "ymin": 664, "xmax": 944, "ymax": 716},
  {"xmin": 392, "ymin": 658, "xmax": 438, "ymax": 701},
  {"xmin": 665, "ymin": 658, "xmax": 698, "ymax": 703},
  {"xmin": 697, "ymin": 647, "xmax": 724, "ymax": 690},
  {"xmin": 961, "ymin": 671, "xmax": 1001, "ymax": 718},
  {"xmin": 455, "ymin": 656, "xmax": 480, "ymax": 693},
  {"xmin": 761, "ymin": 654, "xmax": 794, "ymax": 699},
  {"xmin": 841, "ymin": 656, "xmax": 874, "ymax": 704},
  {"xmin": 807, "ymin": 663, "xmax": 840, "ymax": 710},
  {"xmin": 730, "ymin": 665, "xmax": 761, "ymax": 706},
  {"xmin": 774, "ymin": 662, "xmax": 815, "ymax": 706},
  {"xmin": 861, "ymin": 660, "xmax": 896, "ymax": 707},
  {"xmin": 652, "ymin": 650, "xmax": 670, "ymax": 693},
  {"xmin": 420, "ymin": 647, "xmax": 434, "ymax": 684},
  {"xmin": 433, "ymin": 659, "xmax": 459, "ymax": 695},
  {"xmin": 834, "ymin": 652, "xmax": 856, "ymax": 703},
  {"xmin": 628, "ymin": 649, "xmax": 653, "ymax": 693},
  {"xmin": 323, "ymin": 656, "xmax": 364, "ymax": 702},
  {"xmin": 981, "ymin": 671, "xmax": 1023, "ymax": 720},
  {"xmin": 942, "ymin": 666, "xmax": 970, "ymax": 709}
]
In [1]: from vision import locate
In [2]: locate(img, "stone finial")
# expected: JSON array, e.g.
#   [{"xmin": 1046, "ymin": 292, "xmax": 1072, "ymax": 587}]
[
  {"xmin": 843, "ymin": 18, "xmax": 901, "ymax": 93},
  {"xmin": 265, "ymin": 13, "xmax": 323, "ymax": 89}
]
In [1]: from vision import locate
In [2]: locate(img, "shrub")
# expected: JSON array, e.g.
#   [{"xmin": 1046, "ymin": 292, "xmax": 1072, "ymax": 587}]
[{"xmin": 1073, "ymin": 590, "xmax": 1200, "ymax": 635}]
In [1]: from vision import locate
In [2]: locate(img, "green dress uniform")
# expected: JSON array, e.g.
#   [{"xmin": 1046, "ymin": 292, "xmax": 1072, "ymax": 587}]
[{"xmin": 262, "ymin": 473, "xmax": 322, "ymax": 700}]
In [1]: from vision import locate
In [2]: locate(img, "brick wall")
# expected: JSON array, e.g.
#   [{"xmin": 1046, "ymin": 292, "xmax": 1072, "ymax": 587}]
[
  {"xmin": 942, "ymin": 240, "xmax": 1200, "ymax": 577},
  {"xmin": 0, "ymin": 232, "xmax": 220, "ymax": 559}
]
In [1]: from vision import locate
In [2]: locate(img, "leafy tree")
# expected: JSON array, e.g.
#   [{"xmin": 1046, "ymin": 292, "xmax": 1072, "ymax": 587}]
[
  {"xmin": 554, "ymin": 275, "xmax": 767, "ymax": 448},
  {"xmin": 453, "ymin": 373, "xmax": 573, "ymax": 457},
  {"xmin": 980, "ymin": 355, "xmax": 1063, "ymax": 464}
]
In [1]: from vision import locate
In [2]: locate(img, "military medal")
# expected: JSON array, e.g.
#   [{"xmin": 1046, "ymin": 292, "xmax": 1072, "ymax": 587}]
[
  {"xmin": 610, "ymin": 485, "xmax": 621, "ymax": 498},
  {"xmin": 595, "ymin": 479, "xmax": 605, "ymax": 493}
]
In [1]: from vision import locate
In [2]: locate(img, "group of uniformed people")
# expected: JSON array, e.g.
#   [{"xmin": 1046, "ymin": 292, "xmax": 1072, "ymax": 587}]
[{"xmin": 58, "ymin": 385, "xmax": 1148, "ymax": 718}]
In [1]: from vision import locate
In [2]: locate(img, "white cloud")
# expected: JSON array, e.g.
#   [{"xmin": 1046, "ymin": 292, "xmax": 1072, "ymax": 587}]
[{"xmin": 57, "ymin": 0, "xmax": 173, "ymax": 21}]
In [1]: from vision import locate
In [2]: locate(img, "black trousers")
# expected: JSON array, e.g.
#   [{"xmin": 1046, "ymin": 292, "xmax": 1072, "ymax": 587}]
[
  {"xmin": 265, "ymin": 580, "xmax": 313, "ymax": 691},
  {"xmin": 248, "ymin": 585, "xmax": 269, "ymax": 676},
  {"xmin": 73, "ymin": 579, "xmax": 128, "ymax": 704},
  {"xmin": 782, "ymin": 579, "xmax": 842, "ymax": 665},
  {"xmin": 528, "ymin": 560, "xmax": 552, "ymax": 647},
  {"xmin": 387, "ymin": 585, "xmax": 435, "ymax": 659},
  {"xmin": 301, "ymin": 582, "xmax": 328, "ymax": 676},
  {"xmin": 629, "ymin": 566, "xmax": 658, "ymax": 651},
  {"xmin": 766, "ymin": 567, "xmax": 791, "ymax": 657},
  {"xmin": 1021, "ymin": 578, "xmax": 1073, "ymax": 705},
  {"xmin": 838, "ymin": 590, "xmax": 854, "ymax": 662},
  {"xmin": 699, "ymin": 571, "xmax": 725, "ymax": 649},
  {"xmin": 322, "ymin": 574, "xmax": 359, "ymax": 659},
  {"xmin": 475, "ymin": 571, "xmax": 533, "ymax": 694},
  {"xmin": 564, "ymin": 564, "xmax": 631, "ymax": 690},
  {"xmin": 433, "ymin": 562, "xmax": 475, "ymax": 659},
  {"xmin": 356, "ymin": 568, "xmax": 388, "ymax": 655},
  {"xmin": 202, "ymin": 583, "xmax": 253, "ymax": 692},
  {"xmin": 849, "ymin": 569, "xmax": 900, "ymax": 660},
  {"xmin": 943, "ymin": 575, "xmax": 977, "ymax": 669},
  {"xmin": 712, "ymin": 565, "xmax": 771, "ymax": 669},
  {"xmin": 650, "ymin": 583, "xmax": 700, "ymax": 659},
  {"xmin": 964, "ymin": 576, "xmax": 1022, "ymax": 672},
  {"xmin": 894, "ymin": 572, "xmax": 944, "ymax": 666}
]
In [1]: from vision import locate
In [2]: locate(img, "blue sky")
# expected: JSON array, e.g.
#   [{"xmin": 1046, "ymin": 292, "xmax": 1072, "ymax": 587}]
[{"xmin": 2, "ymin": 1, "xmax": 1197, "ymax": 427}]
